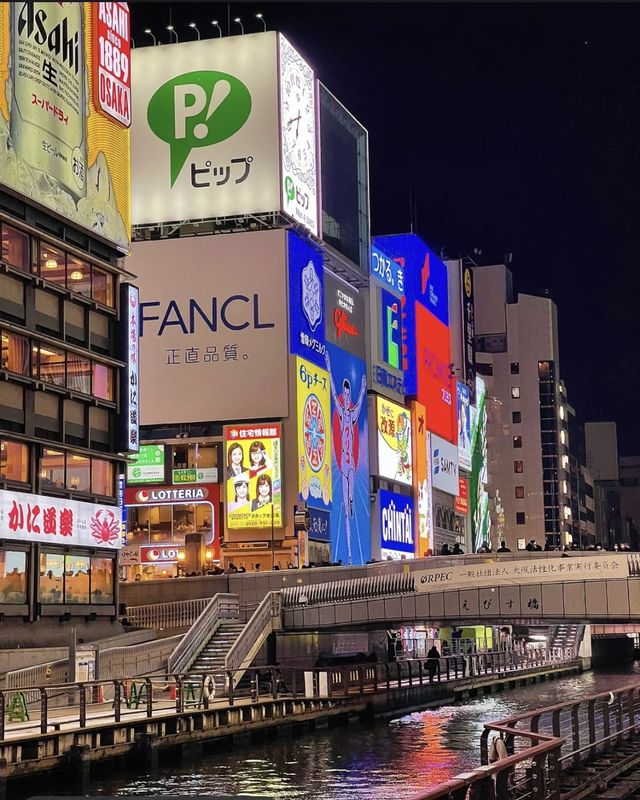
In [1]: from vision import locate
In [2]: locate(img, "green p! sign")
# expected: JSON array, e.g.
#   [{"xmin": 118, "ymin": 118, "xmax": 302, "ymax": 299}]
[{"xmin": 147, "ymin": 71, "xmax": 252, "ymax": 186}]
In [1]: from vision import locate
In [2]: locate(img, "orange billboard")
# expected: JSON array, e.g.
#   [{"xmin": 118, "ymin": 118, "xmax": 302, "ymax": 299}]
[{"xmin": 411, "ymin": 401, "xmax": 430, "ymax": 554}]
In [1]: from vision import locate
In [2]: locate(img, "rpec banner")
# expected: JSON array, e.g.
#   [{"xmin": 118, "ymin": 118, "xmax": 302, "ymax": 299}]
[{"xmin": 379, "ymin": 489, "xmax": 414, "ymax": 559}]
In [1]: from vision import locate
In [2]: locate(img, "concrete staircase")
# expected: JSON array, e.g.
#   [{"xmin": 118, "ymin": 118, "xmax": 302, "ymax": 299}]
[
  {"xmin": 549, "ymin": 623, "xmax": 583, "ymax": 657},
  {"xmin": 187, "ymin": 619, "xmax": 246, "ymax": 690}
]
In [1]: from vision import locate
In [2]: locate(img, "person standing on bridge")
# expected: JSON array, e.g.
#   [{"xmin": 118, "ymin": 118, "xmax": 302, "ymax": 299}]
[
  {"xmin": 497, "ymin": 540, "xmax": 511, "ymax": 552},
  {"xmin": 426, "ymin": 645, "xmax": 441, "ymax": 682},
  {"xmin": 325, "ymin": 349, "xmax": 367, "ymax": 565}
]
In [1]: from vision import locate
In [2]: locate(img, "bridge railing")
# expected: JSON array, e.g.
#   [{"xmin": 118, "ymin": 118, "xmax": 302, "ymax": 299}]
[{"xmin": 280, "ymin": 571, "xmax": 415, "ymax": 607}]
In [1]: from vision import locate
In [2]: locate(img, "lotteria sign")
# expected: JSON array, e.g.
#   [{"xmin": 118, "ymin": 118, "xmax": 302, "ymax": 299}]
[
  {"xmin": 124, "ymin": 484, "xmax": 218, "ymax": 505},
  {"xmin": 140, "ymin": 545, "xmax": 185, "ymax": 564},
  {"xmin": 379, "ymin": 489, "xmax": 414, "ymax": 559}
]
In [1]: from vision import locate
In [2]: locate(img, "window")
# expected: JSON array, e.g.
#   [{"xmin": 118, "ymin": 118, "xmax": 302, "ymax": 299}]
[
  {"xmin": 64, "ymin": 554, "xmax": 90, "ymax": 603},
  {"xmin": 92, "ymin": 363, "xmax": 114, "ymax": 401},
  {"xmin": 516, "ymin": 512, "xmax": 526, "ymax": 525},
  {"xmin": 39, "ymin": 243, "xmax": 66, "ymax": 287},
  {"xmin": 510, "ymin": 362, "xmax": 520, "ymax": 374},
  {"xmin": 511, "ymin": 387, "xmax": 520, "ymax": 399},
  {"xmin": 92, "ymin": 268, "xmax": 114, "ymax": 308},
  {"xmin": 66, "ymin": 455, "xmax": 90, "ymax": 492},
  {"xmin": 0, "ymin": 274, "xmax": 25, "ymax": 321},
  {"xmin": 538, "ymin": 361, "xmax": 552, "ymax": 379},
  {"xmin": 1, "ymin": 331, "xmax": 30, "ymax": 374},
  {"xmin": 91, "ymin": 458, "xmax": 114, "ymax": 497},
  {"xmin": 66, "ymin": 353, "xmax": 91, "ymax": 394},
  {"xmin": 0, "ymin": 440, "xmax": 29, "ymax": 482},
  {"xmin": 514, "ymin": 460, "xmax": 524, "ymax": 473},
  {"xmin": 515, "ymin": 486, "xmax": 525, "ymax": 499},
  {"xmin": 64, "ymin": 301, "xmax": 86, "ymax": 345},
  {"xmin": 0, "ymin": 382, "xmax": 25, "ymax": 428},
  {"xmin": 512, "ymin": 411, "xmax": 521, "ymax": 424},
  {"xmin": 476, "ymin": 362, "xmax": 493, "ymax": 377},
  {"xmin": 513, "ymin": 436, "xmax": 523, "ymax": 448},
  {"xmin": 39, "ymin": 552, "xmax": 65, "ymax": 604},
  {"xmin": 40, "ymin": 448, "xmax": 65, "ymax": 489},
  {"xmin": 2, "ymin": 224, "xmax": 30, "ymax": 271},
  {"xmin": 66, "ymin": 255, "xmax": 91, "ymax": 298},
  {"xmin": 35, "ymin": 289, "xmax": 61, "ymax": 334},
  {"xmin": 37, "ymin": 345, "xmax": 66, "ymax": 386},
  {"xmin": 0, "ymin": 551, "xmax": 27, "ymax": 603},
  {"xmin": 91, "ymin": 557, "xmax": 114, "ymax": 604},
  {"xmin": 64, "ymin": 400, "xmax": 86, "ymax": 446}
]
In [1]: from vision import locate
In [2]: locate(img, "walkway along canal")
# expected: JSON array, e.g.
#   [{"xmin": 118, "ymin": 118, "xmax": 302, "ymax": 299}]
[{"xmin": 1, "ymin": 649, "xmax": 580, "ymax": 797}]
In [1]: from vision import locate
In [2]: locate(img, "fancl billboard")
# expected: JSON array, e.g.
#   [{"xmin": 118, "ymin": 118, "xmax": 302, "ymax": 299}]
[{"xmin": 131, "ymin": 32, "xmax": 318, "ymax": 235}]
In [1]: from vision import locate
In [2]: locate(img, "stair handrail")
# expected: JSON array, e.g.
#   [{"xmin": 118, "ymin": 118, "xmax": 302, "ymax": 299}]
[
  {"xmin": 225, "ymin": 590, "xmax": 281, "ymax": 677},
  {"xmin": 169, "ymin": 592, "xmax": 239, "ymax": 674}
]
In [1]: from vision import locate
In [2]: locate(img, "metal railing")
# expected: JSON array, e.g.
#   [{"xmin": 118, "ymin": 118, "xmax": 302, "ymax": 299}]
[
  {"xmin": 168, "ymin": 593, "xmax": 239, "ymax": 675},
  {"xmin": 0, "ymin": 647, "xmax": 577, "ymax": 743},
  {"xmin": 281, "ymin": 571, "xmax": 415, "ymax": 607},
  {"xmin": 126, "ymin": 597, "xmax": 211, "ymax": 629},
  {"xmin": 100, "ymin": 635, "xmax": 182, "ymax": 680},
  {"xmin": 225, "ymin": 591, "xmax": 282, "ymax": 689}
]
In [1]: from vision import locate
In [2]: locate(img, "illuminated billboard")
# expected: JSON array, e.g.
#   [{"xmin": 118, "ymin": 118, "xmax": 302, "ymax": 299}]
[
  {"xmin": 225, "ymin": 424, "xmax": 282, "ymax": 530},
  {"xmin": 379, "ymin": 490, "xmax": 414, "ymax": 560},
  {"xmin": 416, "ymin": 304, "xmax": 456, "ymax": 443},
  {"xmin": 126, "ymin": 445, "xmax": 165, "ymax": 485},
  {"xmin": 0, "ymin": 2, "xmax": 131, "ymax": 251},
  {"xmin": 411, "ymin": 401, "xmax": 431, "ymax": 552},
  {"xmin": 376, "ymin": 396, "xmax": 412, "ymax": 486},
  {"xmin": 457, "ymin": 381, "xmax": 472, "ymax": 472},
  {"xmin": 288, "ymin": 231, "xmax": 325, "ymax": 367},
  {"xmin": 134, "ymin": 230, "xmax": 288, "ymax": 426},
  {"xmin": 470, "ymin": 376, "xmax": 490, "ymax": 549},
  {"xmin": 431, "ymin": 434, "xmax": 459, "ymax": 497},
  {"xmin": 324, "ymin": 272, "xmax": 366, "ymax": 360},
  {"xmin": 132, "ymin": 32, "xmax": 319, "ymax": 236},
  {"xmin": 296, "ymin": 357, "xmax": 332, "ymax": 511}
]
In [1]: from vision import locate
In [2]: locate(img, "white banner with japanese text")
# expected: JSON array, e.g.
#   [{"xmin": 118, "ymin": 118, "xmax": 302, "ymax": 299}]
[
  {"xmin": 416, "ymin": 555, "xmax": 633, "ymax": 593},
  {"xmin": 0, "ymin": 489, "xmax": 122, "ymax": 550}
]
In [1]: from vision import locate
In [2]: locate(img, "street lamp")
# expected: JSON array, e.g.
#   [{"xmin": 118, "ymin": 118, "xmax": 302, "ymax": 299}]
[
  {"xmin": 130, "ymin": 36, "xmax": 136, "ymax": 48},
  {"xmin": 255, "ymin": 13, "xmax": 266, "ymax": 31},
  {"xmin": 166, "ymin": 24, "xmax": 178, "ymax": 43},
  {"xmin": 233, "ymin": 17, "xmax": 244, "ymax": 35},
  {"xmin": 144, "ymin": 28, "xmax": 157, "ymax": 46},
  {"xmin": 188, "ymin": 22, "xmax": 201, "ymax": 40},
  {"xmin": 211, "ymin": 19, "xmax": 222, "ymax": 37}
]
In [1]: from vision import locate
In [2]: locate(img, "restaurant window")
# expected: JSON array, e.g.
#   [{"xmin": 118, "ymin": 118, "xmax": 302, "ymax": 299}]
[
  {"xmin": 1, "ymin": 331, "xmax": 30, "ymax": 374},
  {"xmin": 39, "ymin": 243, "xmax": 66, "ymax": 287},
  {"xmin": 0, "ymin": 551, "xmax": 27, "ymax": 603},
  {"xmin": 37, "ymin": 345, "xmax": 66, "ymax": 387},
  {"xmin": 66, "ymin": 454, "xmax": 90, "ymax": 493},
  {"xmin": 67, "ymin": 255, "xmax": 91, "ymax": 298},
  {"xmin": 514, "ymin": 460, "xmax": 524, "ymax": 474},
  {"xmin": 92, "ymin": 363, "xmax": 114, "ymax": 401},
  {"xmin": 92, "ymin": 268, "xmax": 114, "ymax": 308},
  {"xmin": 65, "ymin": 554, "xmax": 90, "ymax": 604},
  {"xmin": 515, "ymin": 486, "xmax": 525, "ymax": 499},
  {"xmin": 511, "ymin": 386, "xmax": 520, "ymax": 399},
  {"xmin": 39, "ymin": 552, "xmax": 65, "ymax": 604},
  {"xmin": 91, "ymin": 458, "xmax": 114, "ymax": 497},
  {"xmin": 91, "ymin": 557, "xmax": 114, "ymax": 604},
  {"xmin": 40, "ymin": 449, "xmax": 65, "ymax": 489},
  {"xmin": 66, "ymin": 352, "xmax": 91, "ymax": 394},
  {"xmin": 1, "ymin": 224, "xmax": 30, "ymax": 272},
  {"xmin": 0, "ymin": 439, "xmax": 29, "ymax": 482}
]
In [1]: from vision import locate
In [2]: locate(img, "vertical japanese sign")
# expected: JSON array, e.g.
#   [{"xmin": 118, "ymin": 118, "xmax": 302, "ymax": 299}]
[
  {"xmin": 411, "ymin": 401, "xmax": 431, "ymax": 553},
  {"xmin": 119, "ymin": 283, "xmax": 139, "ymax": 452},
  {"xmin": 457, "ymin": 381, "xmax": 472, "ymax": 472},
  {"xmin": 288, "ymin": 231, "xmax": 326, "ymax": 367},
  {"xmin": 92, "ymin": 2, "xmax": 131, "ymax": 127},
  {"xmin": 225, "ymin": 424, "xmax": 282, "ymax": 530},
  {"xmin": 376, "ymin": 396, "xmax": 412, "ymax": 486},
  {"xmin": 279, "ymin": 34, "xmax": 319, "ymax": 236},
  {"xmin": 0, "ymin": 489, "xmax": 122, "ymax": 549},
  {"xmin": 296, "ymin": 357, "xmax": 332, "ymax": 510},
  {"xmin": 462, "ymin": 264, "xmax": 476, "ymax": 403}
]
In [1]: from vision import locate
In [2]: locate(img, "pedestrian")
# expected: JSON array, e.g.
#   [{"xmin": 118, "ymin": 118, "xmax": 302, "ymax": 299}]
[
  {"xmin": 525, "ymin": 539, "xmax": 536, "ymax": 551},
  {"xmin": 497, "ymin": 540, "xmax": 511, "ymax": 552},
  {"xmin": 441, "ymin": 543, "xmax": 451, "ymax": 556},
  {"xmin": 426, "ymin": 645, "xmax": 441, "ymax": 683},
  {"xmin": 452, "ymin": 543, "xmax": 464, "ymax": 555}
]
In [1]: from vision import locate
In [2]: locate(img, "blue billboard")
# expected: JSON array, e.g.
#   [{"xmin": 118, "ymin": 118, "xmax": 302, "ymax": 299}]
[
  {"xmin": 373, "ymin": 234, "xmax": 449, "ymax": 395},
  {"xmin": 379, "ymin": 489, "xmax": 414, "ymax": 558},
  {"xmin": 288, "ymin": 231, "xmax": 326, "ymax": 367},
  {"xmin": 325, "ymin": 342, "xmax": 370, "ymax": 565},
  {"xmin": 371, "ymin": 244, "xmax": 405, "ymax": 293}
]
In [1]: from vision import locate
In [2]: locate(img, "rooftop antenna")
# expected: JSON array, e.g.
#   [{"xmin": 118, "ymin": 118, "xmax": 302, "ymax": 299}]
[{"xmin": 409, "ymin": 189, "xmax": 414, "ymax": 234}]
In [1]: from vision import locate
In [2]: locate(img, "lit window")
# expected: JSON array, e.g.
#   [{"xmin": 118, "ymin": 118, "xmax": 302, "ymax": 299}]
[
  {"xmin": 65, "ymin": 554, "xmax": 90, "ymax": 603},
  {"xmin": 513, "ymin": 436, "xmax": 523, "ymax": 448},
  {"xmin": 2, "ymin": 224, "xmax": 30, "ymax": 272},
  {"xmin": 92, "ymin": 363, "xmax": 114, "ymax": 401},
  {"xmin": 511, "ymin": 387, "xmax": 520, "ymax": 399},
  {"xmin": 1, "ymin": 331, "xmax": 30, "ymax": 375},
  {"xmin": 37, "ymin": 345, "xmax": 66, "ymax": 387},
  {"xmin": 66, "ymin": 255, "xmax": 91, "ymax": 297},
  {"xmin": 40, "ymin": 449, "xmax": 65, "ymax": 489},
  {"xmin": 92, "ymin": 268, "xmax": 114, "ymax": 308},
  {"xmin": 66, "ymin": 454, "xmax": 90, "ymax": 492},
  {"xmin": 66, "ymin": 353, "xmax": 92, "ymax": 394},
  {"xmin": 39, "ymin": 553, "xmax": 65, "ymax": 604},
  {"xmin": 560, "ymin": 430, "xmax": 566, "ymax": 445},
  {"xmin": 91, "ymin": 557, "xmax": 114, "ymax": 603},
  {"xmin": 559, "ymin": 406, "xmax": 565, "ymax": 420},
  {"xmin": 91, "ymin": 459, "xmax": 114, "ymax": 497},
  {"xmin": 39, "ymin": 243, "xmax": 66, "ymax": 286},
  {"xmin": 0, "ymin": 440, "xmax": 29, "ymax": 482},
  {"xmin": 0, "ymin": 551, "xmax": 27, "ymax": 603}
]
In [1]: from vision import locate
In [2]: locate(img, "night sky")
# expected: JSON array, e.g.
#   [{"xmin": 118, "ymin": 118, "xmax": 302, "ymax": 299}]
[{"xmin": 130, "ymin": 2, "xmax": 640, "ymax": 455}]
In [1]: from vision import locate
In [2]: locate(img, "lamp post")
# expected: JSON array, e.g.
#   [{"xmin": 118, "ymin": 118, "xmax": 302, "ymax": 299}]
[
  {"xmin": 255, "ymin": 13, "xmax": 266, "ymax": 31},
  {"xmin": 144, "ymin": 29, "xmax": 156, "ymax": 45},
  {"xmin": 188, "ymin": 22, "xmax": 201, "ymax": 40},
  {"xmin": 211, "ymin": 19, "xmax": 222, "ymax": 37},
  {"xmin": 166, "ymin": 24, "xmax": 178, "ymax": 43},
  {"xmin": 233, "ymin": 17, "xmax": 244, "ymax": 35}
]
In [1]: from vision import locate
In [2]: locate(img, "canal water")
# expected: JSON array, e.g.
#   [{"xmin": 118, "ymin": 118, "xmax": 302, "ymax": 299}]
[{"xmin": 52, "ymin": 667, "xmax": 640, "ymax": 798}]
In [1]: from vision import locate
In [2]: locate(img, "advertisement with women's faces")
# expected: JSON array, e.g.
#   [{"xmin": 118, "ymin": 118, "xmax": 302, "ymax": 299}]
[{"xmin": 225, "ymin": 424, "xmax": 282, "ymax": 529}]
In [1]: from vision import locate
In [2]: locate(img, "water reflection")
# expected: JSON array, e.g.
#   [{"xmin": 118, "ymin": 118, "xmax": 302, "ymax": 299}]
[{"xmin": 68, "ymin": 668, "xmax": 640, "ymax": 798}]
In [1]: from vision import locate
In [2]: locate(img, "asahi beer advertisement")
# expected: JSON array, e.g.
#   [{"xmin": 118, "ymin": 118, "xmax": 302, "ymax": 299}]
[
  {"xmin": 225, "ymin": 424, "xmax": 282, "ymax": 530},
  {"xmin": 0, "ymin": 2, "xmax": 131, "ymax": 251}
]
